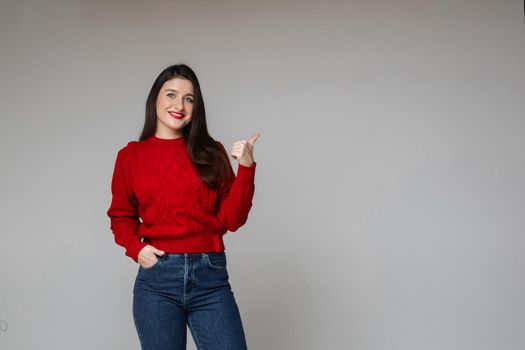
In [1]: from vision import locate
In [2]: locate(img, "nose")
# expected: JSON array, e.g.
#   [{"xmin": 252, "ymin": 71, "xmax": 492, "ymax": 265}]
[{"xmin": 173, "ymin": 98, "xmax": 184, "ymax": 111}]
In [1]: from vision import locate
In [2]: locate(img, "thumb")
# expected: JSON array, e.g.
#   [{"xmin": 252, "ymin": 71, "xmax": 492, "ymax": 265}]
[
  {"xmin": 247, "ymin": 133, "xmax": 260, "ymax": 146},
  {"xmin": 154, "ymin": 248, "xmax": 165, "ymax": 256}
]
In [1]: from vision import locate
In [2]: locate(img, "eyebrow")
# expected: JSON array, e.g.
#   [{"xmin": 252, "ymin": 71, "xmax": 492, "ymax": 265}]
[{"xmin": 165, "ymin": 88, "xmax": 194, "ymax": 97}]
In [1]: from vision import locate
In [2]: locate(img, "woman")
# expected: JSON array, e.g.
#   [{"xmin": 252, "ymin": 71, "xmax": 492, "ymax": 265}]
[{"xmin": 107, "ymin": 63, "xmax": 259, "ymax": 350}]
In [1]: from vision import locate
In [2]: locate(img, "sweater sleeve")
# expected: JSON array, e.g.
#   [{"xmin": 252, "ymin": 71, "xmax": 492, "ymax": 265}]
[
  {"xmin": 106, "ymin": 146, "xmax": 147, "ymax": 263},
  {"xmin": 215, "ymin": 141, "xmax": 257, "ymax": 232}
]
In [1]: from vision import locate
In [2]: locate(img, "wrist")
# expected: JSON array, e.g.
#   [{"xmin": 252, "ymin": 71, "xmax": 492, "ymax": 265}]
[{"xmin": 239, "ymin": 160, "xmax": 255, "ymax": 167}]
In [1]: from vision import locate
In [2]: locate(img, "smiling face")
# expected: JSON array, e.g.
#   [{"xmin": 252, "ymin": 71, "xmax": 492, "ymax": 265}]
[{"xmin": 155, "ymin": 77, "xmax": 195, "ymax": 138}]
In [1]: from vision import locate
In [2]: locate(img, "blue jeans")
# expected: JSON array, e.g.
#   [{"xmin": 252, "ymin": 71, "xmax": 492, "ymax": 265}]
[{"xmin": 133, "ymin": 252, "xmax": 248, "ymax": 350}]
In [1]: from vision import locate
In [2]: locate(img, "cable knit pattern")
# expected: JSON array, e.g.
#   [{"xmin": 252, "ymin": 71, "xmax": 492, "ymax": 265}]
[{"xmin": 107, "ymin": 135, "xmax": 256, "ymax": 263}]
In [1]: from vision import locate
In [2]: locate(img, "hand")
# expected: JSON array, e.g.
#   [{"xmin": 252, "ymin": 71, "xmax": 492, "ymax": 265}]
[
  {"xmin": 138, "ymin": 245, "xmax": 165, "ymax": 268},
  {"xmin": 231, "ymin": 133, "xmax": 260, "ymax": 167}
]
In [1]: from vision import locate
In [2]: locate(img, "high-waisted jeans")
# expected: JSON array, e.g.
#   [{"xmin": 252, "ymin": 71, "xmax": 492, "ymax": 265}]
[{"xmin": 132, "ymin": 252, "xmax": 248, "ymax": 350}]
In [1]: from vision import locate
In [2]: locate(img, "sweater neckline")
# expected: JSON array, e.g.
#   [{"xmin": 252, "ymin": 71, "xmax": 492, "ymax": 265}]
[{"xmin": 148, "ymin": 135, "xmax": 186, "ymax": 145}]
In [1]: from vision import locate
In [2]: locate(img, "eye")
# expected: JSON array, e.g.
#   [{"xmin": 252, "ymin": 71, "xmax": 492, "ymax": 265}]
[
  {"xmin": 185, "ymin": 97, "xmax": 194, "ymax": 103},
  {"xmin": 167, "ymin": 93, "xmax": 175, "ymax": 98}
]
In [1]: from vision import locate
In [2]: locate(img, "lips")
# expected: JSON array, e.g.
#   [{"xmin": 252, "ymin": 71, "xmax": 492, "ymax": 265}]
[{"xmin": 168, "ymin": 111, "xmax": 185, "ymax": 120}]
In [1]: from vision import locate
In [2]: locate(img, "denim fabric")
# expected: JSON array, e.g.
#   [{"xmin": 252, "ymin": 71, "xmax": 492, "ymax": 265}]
[{"xmin": 133, "ymin": 252, "xmax": 248, "ymax": 350}]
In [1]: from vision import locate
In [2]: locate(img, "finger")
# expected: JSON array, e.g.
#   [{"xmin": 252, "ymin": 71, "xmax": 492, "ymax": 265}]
[
  {"xmin": 231, "ymin": 145, "xmax": 247, "ymax": 157},
  {"xmin": 231, "ymin": 147, "xmax": 238, "ymax": 159},
  {"xmin": 231, "ymin": 150, "xmax": 242, "ymax": 159},
  {"xmin": 247, "ymin": 133, "xmax": 260, "ymax": 146},
  {"xmin": 232, "ymin": 140, "xmax": 247, "ymax": 146},
  {"xmin": 232, "ymin": 144, "xmax": 245, "ymax": 153}
]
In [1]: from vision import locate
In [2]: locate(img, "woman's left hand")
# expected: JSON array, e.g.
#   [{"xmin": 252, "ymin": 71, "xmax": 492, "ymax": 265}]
[{"xmin": 231, "ymin": 133, "xmax": 260, "ymax": 167}]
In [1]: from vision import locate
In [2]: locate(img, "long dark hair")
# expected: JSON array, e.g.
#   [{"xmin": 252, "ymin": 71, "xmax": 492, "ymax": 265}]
[{"xmin": 139, "ymin": 63, "xmax": 232, "ymax": 190}]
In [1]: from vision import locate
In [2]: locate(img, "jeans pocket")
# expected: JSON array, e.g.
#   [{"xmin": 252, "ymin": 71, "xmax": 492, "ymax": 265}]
[
  {"xmin": 139, "ymin": 256, "xmax": 162, "ymax": 271},
  {"xmin": 203, "ymin": 252, "xmax": 227, "ymax": 269}
]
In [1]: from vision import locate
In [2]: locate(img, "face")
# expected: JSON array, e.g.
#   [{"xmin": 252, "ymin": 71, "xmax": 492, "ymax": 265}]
[{"xmin": 155, "ymin": 77, "xmax": 195, "ymax": 138}]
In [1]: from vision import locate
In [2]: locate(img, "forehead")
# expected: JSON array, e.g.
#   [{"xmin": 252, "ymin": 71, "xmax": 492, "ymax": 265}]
[{"xmin": 161, "ymin": 77, "xmax": 194, "ymax": 94}]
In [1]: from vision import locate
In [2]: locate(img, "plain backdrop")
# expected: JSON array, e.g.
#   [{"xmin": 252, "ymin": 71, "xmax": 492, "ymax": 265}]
[{"xmin": 1, "ymin": 0, "xmax": 524, "ymax": 349}]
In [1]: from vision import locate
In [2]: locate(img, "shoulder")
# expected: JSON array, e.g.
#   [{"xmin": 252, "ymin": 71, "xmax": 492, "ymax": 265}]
[
  {"xmin": 119, "ymin": 140, "xmax": 137, "ymax": 152},
  {"xmin": 215, "ymin": 140, "xmax": 230, "ymax": 157},
  {"xmin": 214, "ymin": 139, "xmax": 225, "ymax": 149},
  {"xmin": 116, "ymin": 140, "xmax": 139, "ymax": 159},
  {"xmin": 126, "ymin": 140, "xmax": 139, "ymax": 149}
]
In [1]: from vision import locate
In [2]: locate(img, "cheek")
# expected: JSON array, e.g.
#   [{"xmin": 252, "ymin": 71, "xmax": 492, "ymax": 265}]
[{"xmin": 155, "ymin": 99, "xmax": 164, "ymax": 111}]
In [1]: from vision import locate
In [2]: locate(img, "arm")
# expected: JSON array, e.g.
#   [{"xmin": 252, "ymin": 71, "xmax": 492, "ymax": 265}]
[
  {"xmin": 215, "ymin": 141, "xmax": 257, "ymax": 232},
  {"xmin": 106, "ymin": 147, "xmax": 147, "ymax": 263}
]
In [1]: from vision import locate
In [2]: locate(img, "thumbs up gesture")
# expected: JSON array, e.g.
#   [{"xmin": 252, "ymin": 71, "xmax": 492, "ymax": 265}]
[{"xmin": 231, "ymin": 133, "xmax": 260, "ymax": 167}]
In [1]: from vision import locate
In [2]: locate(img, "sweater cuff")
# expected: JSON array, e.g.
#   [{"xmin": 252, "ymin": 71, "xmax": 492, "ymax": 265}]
[
  {"xmin": 126, "ymin": 240, "xmax": 148, "ymax": 263},
  {"xmin": 237, "ymin": 161, "xmax": 256, "ymax": 181}
]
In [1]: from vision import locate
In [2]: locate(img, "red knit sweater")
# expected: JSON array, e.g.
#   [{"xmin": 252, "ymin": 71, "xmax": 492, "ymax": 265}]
[{"xmin": 106, "ymin": 135, "xmax": 256, "ymax": 263}]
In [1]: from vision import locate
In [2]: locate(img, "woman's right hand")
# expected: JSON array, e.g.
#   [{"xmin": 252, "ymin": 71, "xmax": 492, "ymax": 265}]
[{"xmin": 138, "ymin": 245, "xmax": 165, "ymax": 268}]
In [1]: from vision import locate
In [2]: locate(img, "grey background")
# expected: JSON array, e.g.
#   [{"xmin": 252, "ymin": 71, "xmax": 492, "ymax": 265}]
[{"xmin": 1, "ymin": 0, "xmax": 524, "ymax": 349}]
